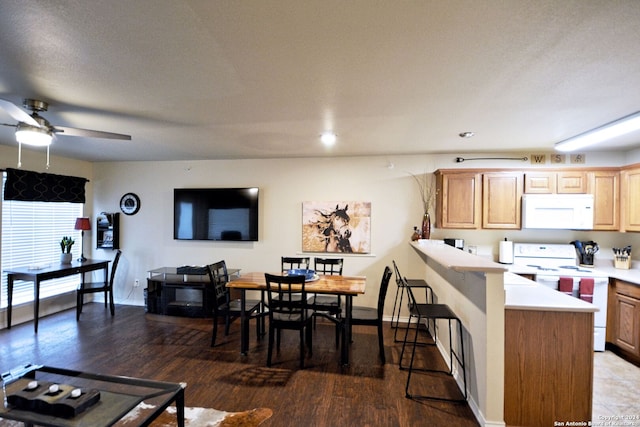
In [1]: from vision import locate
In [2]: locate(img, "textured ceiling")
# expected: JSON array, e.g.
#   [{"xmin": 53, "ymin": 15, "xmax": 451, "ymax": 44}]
[{"xmin": 1, "ymin": 0, "xmax": 639, "ymax": 162}]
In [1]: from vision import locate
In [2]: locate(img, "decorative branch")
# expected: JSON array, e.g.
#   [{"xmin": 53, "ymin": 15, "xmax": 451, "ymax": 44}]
[{"xmin": 409, "ymin": 172, "xmax": 435, "ymax": 214}]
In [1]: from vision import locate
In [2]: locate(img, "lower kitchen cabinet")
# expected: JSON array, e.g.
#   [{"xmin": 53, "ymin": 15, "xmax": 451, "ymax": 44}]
[
  {"xmin": 504, "ymin": 309, "xmax": 593, "ymax": 426},
  {"xmin": 607, "ymin": 279, "xmax": 640, "ymax": 364}
]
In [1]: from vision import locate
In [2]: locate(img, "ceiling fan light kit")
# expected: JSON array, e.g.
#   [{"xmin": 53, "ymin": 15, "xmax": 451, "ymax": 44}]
[
  {"xmin": 15, "ymin": 123, "xmax": 53, "ymax": 147},
  {"xmin": 555, "ymin": 111, "xmax": 640, "ymax": 152}
]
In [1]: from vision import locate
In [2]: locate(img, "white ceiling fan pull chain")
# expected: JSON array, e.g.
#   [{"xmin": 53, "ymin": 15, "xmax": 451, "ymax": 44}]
[
  {"xmin": 17, "ymin": 141, "xmax": 22, "ymax": 168},
  {"xmin": 46, "ymin": 145, "xmax": 50, "ymax": 169}
]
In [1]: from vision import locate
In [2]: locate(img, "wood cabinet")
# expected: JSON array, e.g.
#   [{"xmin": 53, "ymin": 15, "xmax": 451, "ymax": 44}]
[
  {"xmin": 436, "ymin": 170, "xmax": 522, "ymax": 229},
  {"xmin": 482, "ymin": 172, "xmax": 523, "ymax": 229},
  {"xmin": 436, "ymin": 165, "xmax": 637, "ymax": 231},
  {"xmin": 505, "ymin": 309, "xmax": 593, "ymax": 425},
  {"xmin": 524, "ymin": 171, "xmax": 587, "ymax": 193},
  {"xmin": 524, "ymin": 171, "xmax": 555, "ymax": 193},
  {"xmin": 588, "ymin": 171, "xmax": 619, "ymax": 230},
  {"xmin": 607, "ymin": 279, "xmax": 640, "ymax": 364},
  {"xmin": 621, "ymin": 166, "xmax": 640, "ymax": 232},
  {"xmin": 435, "ymin": 171, "xmax": 481, "ymax": 229}
]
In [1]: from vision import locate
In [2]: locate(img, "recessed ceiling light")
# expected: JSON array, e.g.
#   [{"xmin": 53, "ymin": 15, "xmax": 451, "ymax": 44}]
[
  {"xmin": 459, "ymin": 131, "xmax": 475, "ymax": 138},
  {"xmin": 320, "ymin": 131, "xmax": 337, "ymax": 146}
]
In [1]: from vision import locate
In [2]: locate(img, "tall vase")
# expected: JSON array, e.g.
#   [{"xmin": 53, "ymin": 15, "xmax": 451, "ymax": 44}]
[{"xmin": 421, "ymin": 212, "xmax": 431, "ymax": 239}]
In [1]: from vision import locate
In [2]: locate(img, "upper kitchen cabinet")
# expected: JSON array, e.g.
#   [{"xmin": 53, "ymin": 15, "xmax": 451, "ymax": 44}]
[
  {"xmin": 587, "ymin": 170, "xmax": 619, "ymax": 231},
  {"xmin": 524, "ymin": 171, "xmax": 587, "ymax": 193},
  {"xmin": 482, "ymin": 172, "xmax": 523, "ymax": 229},
  {"xmin": 621, "ymin": 165, "xmax": 640, "ymax": 232},
  {"xmin": 435, "ymin": 170, "xmax": 481, "ymax": 229}
]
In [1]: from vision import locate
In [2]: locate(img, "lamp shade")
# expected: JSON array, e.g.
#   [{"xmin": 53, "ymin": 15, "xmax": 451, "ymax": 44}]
[
  {"xmin": 15, "ymin": 123, "xmax": 53, "ymax": 147},
  {"xmin": 74, "ymin": 217, "xmax": 91, "ymax": 231}
]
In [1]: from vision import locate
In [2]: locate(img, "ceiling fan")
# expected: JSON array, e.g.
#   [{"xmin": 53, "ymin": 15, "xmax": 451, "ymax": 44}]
[
  {"xmin": 0, "ymin": 98, "xmax": 131, "ymax": 143},
  {"xmin": 0, "ymin": 98, "xmax": 131, "ymax": 168}
]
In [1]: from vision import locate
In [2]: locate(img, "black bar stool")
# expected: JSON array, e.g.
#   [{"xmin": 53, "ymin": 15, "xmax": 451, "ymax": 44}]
[
  {"xmin": 400, "ymin": 283, "xmax": 467, "ymax": 402},
  {"xmin": 390, "ymin": 260, "xmax": 432, "ymax": 342}
]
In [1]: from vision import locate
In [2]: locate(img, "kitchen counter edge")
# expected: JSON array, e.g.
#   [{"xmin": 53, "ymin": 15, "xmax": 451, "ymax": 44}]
[{"xmin": 410, "ymin": 240, "xmax": 507, "ymax": 273}]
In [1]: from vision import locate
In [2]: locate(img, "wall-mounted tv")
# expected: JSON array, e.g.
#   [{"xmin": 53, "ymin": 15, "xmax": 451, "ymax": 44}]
[{"xmin": 174, "ymin": 187, "xmax": 259, "ymax": 241}]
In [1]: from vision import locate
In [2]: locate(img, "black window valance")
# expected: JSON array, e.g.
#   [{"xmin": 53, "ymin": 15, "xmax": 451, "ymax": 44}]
[{"xmin": 3, "ymin": 168, "xmax": 88, "ymax": 203}]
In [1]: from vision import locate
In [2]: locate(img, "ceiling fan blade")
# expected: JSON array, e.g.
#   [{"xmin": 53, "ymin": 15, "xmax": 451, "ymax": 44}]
[
  {"xmin": 0, "ymin": 98, "xmax": 41, "ymax": 127},
  {"xmin": 53, "ymin": 126, "xmax": 131, "ymax": 140}
]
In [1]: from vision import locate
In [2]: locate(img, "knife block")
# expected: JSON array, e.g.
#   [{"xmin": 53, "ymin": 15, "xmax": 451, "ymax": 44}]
[{"xmin": 614, "ymin": 255, "xmax": 631, "ymax": 269}]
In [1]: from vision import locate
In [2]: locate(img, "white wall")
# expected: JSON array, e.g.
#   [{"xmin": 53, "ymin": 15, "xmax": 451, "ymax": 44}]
[
  {"xmin": 90, "ymin": 151, "xmax": 640, "ymax": 313},
  {"xmin": 2, "ymin": 145, "xmax": 639, "ymax": 324},
  {"xmin": 92, "ymin": 155, "xmax": 432, "ymax": 309}
]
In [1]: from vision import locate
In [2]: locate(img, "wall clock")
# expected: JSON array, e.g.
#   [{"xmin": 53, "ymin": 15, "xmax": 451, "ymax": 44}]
[{"xmin": 120, "ymin": 192, "xmax": 140, "ymax": 215}]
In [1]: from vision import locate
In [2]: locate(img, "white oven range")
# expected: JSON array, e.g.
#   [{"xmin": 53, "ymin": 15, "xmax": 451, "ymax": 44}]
[{"xmin": 513, "ymin": 243, "xmax": 608, "ymax": 351}]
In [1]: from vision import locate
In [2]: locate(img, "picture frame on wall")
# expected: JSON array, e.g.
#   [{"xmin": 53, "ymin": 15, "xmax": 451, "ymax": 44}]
[{"xmin": 302, "ymin": 201, "xmax": 371, "ymax": 254}]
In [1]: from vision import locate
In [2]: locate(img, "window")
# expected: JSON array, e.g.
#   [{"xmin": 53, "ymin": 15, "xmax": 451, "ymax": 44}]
[{"xmin": 1, "ymin": 173, "xmax": 84, "ymax": 308}]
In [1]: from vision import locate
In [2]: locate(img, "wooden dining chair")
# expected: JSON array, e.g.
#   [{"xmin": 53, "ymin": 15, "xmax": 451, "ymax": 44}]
[
  {"xmin": 207, "ymin": 260, "xmax": 265, "ymax": 347},
  {"xmin": 309, "ymin": 257, "xmax": 343, "ymax": 346},
  {"xmin": 277, "ymin": 256, "xmax": 310, "ymax": 304},
  {"xmin": 281, "ymin": 256, "xmax": 310, "ymax": 272},
  {"xmin": 264, "ymin": 273, "xmax": 313, "ymax": 368},
  {"xmin": 76, "ymin": 250, "xmax": 121, "ymax": 320},
  {"xmin": 349, "ymin": 266, "xmax": 393, "ymax": 363}
]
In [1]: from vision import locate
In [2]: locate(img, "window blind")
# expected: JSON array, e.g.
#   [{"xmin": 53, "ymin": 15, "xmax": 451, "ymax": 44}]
[{"xmin": 1, "ymin": 174, "xmax": 84, "ymax": 308}]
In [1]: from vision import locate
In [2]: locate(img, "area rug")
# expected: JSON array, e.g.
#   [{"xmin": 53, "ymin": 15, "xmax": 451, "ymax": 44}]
[
  {"xmin": 119, "ymin": 403, "xmax": 273, "ymax": 427},
  {"xmin": 0, "ymin": 403, "xmax": 272, "ymax": 427}
]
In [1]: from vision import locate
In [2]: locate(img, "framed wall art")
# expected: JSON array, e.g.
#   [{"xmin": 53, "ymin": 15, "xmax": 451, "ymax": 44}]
[{"xmin": 302, "ymin": 201, "xmax": 371, "ymax": 254}]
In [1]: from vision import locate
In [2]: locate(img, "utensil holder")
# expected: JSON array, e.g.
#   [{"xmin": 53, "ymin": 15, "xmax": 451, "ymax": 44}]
[
  {"xmin": 579, "ymin": 253, "xmax": 594, "ymax": 266},
  {"xmin": 614, "ymin": 256, "xmax": 631, "ymax": 270}
]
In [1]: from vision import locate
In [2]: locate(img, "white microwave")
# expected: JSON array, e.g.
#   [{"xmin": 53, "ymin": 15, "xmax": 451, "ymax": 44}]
[{"xmin": 522, "ymin": 194, "xmax": 594, "ymax": 229}]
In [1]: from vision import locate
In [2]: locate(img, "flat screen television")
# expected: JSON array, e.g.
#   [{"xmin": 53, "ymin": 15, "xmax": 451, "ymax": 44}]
[{"xmin": 174, "ymin": 187, "xmax": 259, "ymax": 241}]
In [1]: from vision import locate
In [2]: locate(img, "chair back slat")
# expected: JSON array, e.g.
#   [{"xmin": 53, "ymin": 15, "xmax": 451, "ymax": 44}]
[
  {"xmin": 314, "ymin": 257, "xmax": 344, "ymax": 275},
  {"xmin": 265, "ymin": 273, "xmax": 308, "ymax": 317},
  {"xmin": 281, "ymin": 256, "xmax": 310, "ymax": 272},
  {"xmin": 207, "ymin": 261, "xmax": 230, "ymax": 312}
]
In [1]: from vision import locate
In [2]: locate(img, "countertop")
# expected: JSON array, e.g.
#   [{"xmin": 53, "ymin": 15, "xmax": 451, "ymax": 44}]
[
  {"xmin": 504, "ymin": 272, "xmax": 598, "ymax": 312},
  {"xmin": 506, "ymin": 259, "xmax": 640, "ymax": 285},
  {"xmin": 410, "ymin": 240, "xmax": 507, "ymax": 273},
  {"xmin": 411, "ymin": 240, "xmax": 600, "ymax": 312},
  {"xmin": 593, "ymin": 258, "xmax": 640, "ymax": 284}
]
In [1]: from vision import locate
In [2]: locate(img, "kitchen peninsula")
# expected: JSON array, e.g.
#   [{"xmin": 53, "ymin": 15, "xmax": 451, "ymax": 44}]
[{"xmin": 409, "ymin": 240, "xmax": 597, "ymax": 427}]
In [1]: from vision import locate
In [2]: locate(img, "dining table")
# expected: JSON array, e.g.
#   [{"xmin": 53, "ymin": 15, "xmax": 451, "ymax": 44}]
[{"xmin": 226, "ymin": 272, "xmax": 366, "ymax": 366}]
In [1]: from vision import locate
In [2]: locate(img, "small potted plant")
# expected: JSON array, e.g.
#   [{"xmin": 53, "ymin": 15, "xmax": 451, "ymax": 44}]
[{"xmin": 60, "ymin": 236, "xmax": 75, "ymax": 263}]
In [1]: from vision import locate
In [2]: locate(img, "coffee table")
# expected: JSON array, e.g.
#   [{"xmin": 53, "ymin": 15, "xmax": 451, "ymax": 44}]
[{"xmin": 1, "ymin": 364, "xmax": 185, "ymax": 427}]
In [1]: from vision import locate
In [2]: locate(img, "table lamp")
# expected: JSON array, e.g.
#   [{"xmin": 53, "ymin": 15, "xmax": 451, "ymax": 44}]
[{"xmin": 74, "ymin": 217, "xmax": 91, "ymax": 261}]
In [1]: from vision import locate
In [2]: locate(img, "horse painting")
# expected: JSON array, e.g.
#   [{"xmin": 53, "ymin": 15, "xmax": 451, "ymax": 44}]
[
  {"xmin": 316, "ymin": 204, "xmax": 353, "ymax": 252},
  {"xmin": 302, "ymin": 201, "xmax": 371, "ymax": 254}
]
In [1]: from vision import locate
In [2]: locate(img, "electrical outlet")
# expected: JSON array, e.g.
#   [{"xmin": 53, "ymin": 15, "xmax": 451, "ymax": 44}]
[{"xmin": 134, "ymin": 279, "xmax": 139, "ymax": 287}]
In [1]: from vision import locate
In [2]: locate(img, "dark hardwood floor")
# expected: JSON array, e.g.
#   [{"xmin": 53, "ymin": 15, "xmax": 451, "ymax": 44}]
[{"xmin": 0, "ymin": 304, "xmax": 479, "ymax": 427}]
